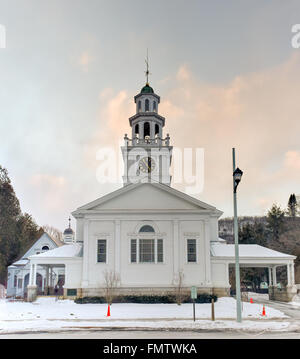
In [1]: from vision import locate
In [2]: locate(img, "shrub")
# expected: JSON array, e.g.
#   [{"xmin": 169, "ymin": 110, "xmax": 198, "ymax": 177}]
[
  {"xmin": 74, "ymin": 296, "xmax": 106, "ymax": 304},
  {"xmin": 74, "ymin": 293, "xmax": 217, "ymax": 304},
  {"xmin": 183, "ymin": 294, "xmax": 217, "ymax": 304}
]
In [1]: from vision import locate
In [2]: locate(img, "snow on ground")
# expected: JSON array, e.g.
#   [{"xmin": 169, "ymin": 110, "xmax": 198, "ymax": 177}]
[
  {"xmin": 0, "ymin": 319, "xmax": 290, "ymax": 334},
  {"xmin": 290, "ymin": 295, "xmax": 300, "ymax": 306},
  {"xmin": 247, "ymin": 292, "xmax": 269, "ymax": 301},
  {"xmin": 0, "ymin": 297, "xmax": 288, "ymax": 334}
]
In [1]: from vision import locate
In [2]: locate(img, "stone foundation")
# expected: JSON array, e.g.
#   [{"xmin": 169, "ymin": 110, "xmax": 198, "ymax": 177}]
[
  {"xmin": 27, "ymin": 285, "xmax": 37, "ymax": 302},
  {"xmin": 212, "ymin": 287, "xmax": 230, "ymax": 297},
  {"xmin": 269, "ymin": 285, "xmax": 297, "ymax": 302}
]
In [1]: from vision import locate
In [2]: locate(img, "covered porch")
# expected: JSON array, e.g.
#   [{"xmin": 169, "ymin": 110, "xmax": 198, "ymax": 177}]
[
  {"xmin": 27, "ymin": 243, "xmax": 83, "ymax": 302},
  {"xmin": 211, "ymin": 243, "xmax": 297, "ymax": 302},
  {"xmin": 27, "ymin": 261, "xmax": 66, "ymax": 301}
]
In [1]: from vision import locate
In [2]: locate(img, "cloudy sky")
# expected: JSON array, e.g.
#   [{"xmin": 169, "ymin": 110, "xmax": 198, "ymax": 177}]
[{"xmin": 1, "ymin": 0, "xmax": 300, "ymax": 231}]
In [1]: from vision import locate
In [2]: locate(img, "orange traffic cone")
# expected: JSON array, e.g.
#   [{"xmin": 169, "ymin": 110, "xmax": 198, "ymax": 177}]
[
  {"xmin": 107, "ymin": 304, "xmax": 111, "ymax": 317},
  {"xmin": 262, "ymin": 305, "xmax": 266, "ymax": 316},
  {"xmin": 250, "ymin": 298, "xmax": 253, "ymax": 304}
]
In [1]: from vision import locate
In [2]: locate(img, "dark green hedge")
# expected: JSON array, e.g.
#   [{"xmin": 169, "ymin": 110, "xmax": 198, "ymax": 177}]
[
  {"xmin": 75, "ymin": 296, "xmax": 106, "ymax": 304},
  {"xmin": 74, "ymin": 294, "xmax": 217, "ymax": 304}
]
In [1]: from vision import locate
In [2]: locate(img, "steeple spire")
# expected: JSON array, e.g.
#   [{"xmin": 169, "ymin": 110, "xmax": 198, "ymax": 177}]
[
  {"xmin": 121, "ymin": 68, "xmax": 173, "ymax": 186},
  {"xmin": 145, "ymin": 49, "xmax": 151, "ymax": 85},
  {"xmin": 63, "ymin": 216, "xmax": 75, "ymax": 243}
]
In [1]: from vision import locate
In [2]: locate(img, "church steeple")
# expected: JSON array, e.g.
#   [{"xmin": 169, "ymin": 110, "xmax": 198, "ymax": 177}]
[
  {"xmin": 63, "ymin": 217, "xmax": 75, "ymax": 243},
  {"xmin": 121, "ymin": 65, "xmax": 173, "ymax": 186}
]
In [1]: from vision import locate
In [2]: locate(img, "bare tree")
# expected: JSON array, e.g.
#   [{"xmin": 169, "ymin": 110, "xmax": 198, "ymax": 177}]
[
  {"xmin": 103, "ymin": 269, "xmax": 120, "ymax": 305},
  {"xmin": 42, "ymin": 225, "xmax": 63, "ymax": 243},
  {"xmin": 173, "ymin": 270, "xmax": 185, "ymax": 305}
]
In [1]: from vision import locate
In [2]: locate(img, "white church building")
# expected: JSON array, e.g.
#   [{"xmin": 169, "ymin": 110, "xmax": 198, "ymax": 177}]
[{"xmin": 26, "ymin": 81, "xmax": 297, "ymax": 302}]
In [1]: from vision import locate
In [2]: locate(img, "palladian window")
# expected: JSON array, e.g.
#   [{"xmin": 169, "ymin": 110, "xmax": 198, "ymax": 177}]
[{"xmin": 130, "ymin": 225, "xmax": 163, "ymax": 263}]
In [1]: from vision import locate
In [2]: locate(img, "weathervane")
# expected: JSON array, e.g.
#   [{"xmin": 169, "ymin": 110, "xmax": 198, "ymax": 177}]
[{"xmin": 145, "ymin": 49, "xmax": 151, "ymax": 84}]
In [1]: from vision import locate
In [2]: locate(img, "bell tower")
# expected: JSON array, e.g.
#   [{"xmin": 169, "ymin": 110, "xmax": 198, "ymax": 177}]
[{"xmin": 121, "ymin": 61, "xmax": 172, "ymax": 186}]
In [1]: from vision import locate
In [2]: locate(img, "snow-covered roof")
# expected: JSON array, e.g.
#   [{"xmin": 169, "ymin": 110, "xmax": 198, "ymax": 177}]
[
  {"xmin": 29, "ymin": 243, "xmax": 83, "ymax": 259},
  {"xmin": 12, "ymin": 259, "xmax": 29, "ymax": 266},
  {"xmin": 211, "ymin": 243, "xmax": 295, "ymax": 259}
]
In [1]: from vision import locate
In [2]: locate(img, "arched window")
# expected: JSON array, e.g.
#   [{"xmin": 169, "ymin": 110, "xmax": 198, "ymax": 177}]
[
  {"xmin": 145, "ymin": 99, "xmax": 149, "ymax": 111},
  {"xmin": 153, "ymin": 101, "xmax": 156, "ymax": 112},
  {"xmin": 144, "ymin": 122, "xmax": 150, "ymax": 137},
  {"xmin": 138, "ymin": 100, "xmax": 141, "ymax": 112},
  {"xmin": 131, "ymin": 224, "xmax": 163, "ymax": 263},
  {"xmin": 135, "ymin": 124, "xmax": 139, "ymax": 137},
  {"xmin": 42, "ymin": 245, "xmax": 49, "ymax": 251},
  {"xmin": 139, "ymin": 225, "xmax": 155, "ymax": 233}
]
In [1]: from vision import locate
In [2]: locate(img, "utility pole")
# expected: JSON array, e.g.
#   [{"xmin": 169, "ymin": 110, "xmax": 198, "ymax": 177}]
[{"xmin": 232, "ymin": 148, "xmax": 243, "ymax": 323}]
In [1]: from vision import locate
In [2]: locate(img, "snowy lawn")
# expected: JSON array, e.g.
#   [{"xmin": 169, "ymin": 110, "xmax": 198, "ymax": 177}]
[{"xmin": 0, "ymin": 297, "xmax": 289, "ymax": 334}]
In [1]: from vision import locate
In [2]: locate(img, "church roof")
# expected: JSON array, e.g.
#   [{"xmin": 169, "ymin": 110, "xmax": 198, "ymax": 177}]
[
  {"xmin": 72, "ymin": 182, "xmax": 223, "ymax": 216},
  {"xmin": 211, "ymin": 243, "xmax": 296, "ymax": 259},
  {"xmin": 13, "ymin": 232, "xmax": 63, "ymax": 264},
  {"xmin": 63, "ymin": 227, "xmax": 74, "ymax": 235},
  {"xmin": 11, "ymin": 259, "xmax": 29, "ymax": 266},
  {"xmin": 141, "ymin": 83, "xmax": 154, "ymax": 94},
  {"xmin": 30, "ymin": 243, "xmax": 83, "ymax": 259}
]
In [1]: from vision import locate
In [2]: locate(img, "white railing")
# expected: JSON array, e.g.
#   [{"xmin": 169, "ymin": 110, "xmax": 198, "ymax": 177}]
[{"xmin": 124, "ymin": 134, "xmax": 170, "ymax": 147}]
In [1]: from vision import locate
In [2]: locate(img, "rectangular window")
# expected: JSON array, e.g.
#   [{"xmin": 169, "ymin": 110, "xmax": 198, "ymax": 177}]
[
  {"xmin": 157, "ymin": 239, "xmax": 163, "ymax": 263},
  {"xmin": 187, "ymin": 239, "xmax": 196, "ymax": 263},
  {"xmin": 97, "ymin": 239, "xmax": 107, "ymax": 263},
  {"xmin": 131, "ymin": 239, "xmax": 137, "ymax": 263},
  {"xmin": 67, "ymin": 289, "xmax": 77, "ymax": 296},
  {"xmin": 139, "ymin": 239, "xmax": 155, "ymax": 263},
  {"xmin": 17, "ymin": 278, "xmax": 23, "ymax": 289}
]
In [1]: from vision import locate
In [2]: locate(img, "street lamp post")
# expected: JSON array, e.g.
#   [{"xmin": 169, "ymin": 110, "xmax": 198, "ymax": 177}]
[{"xmin": 232, "ymin": 148, "xmax": 243, "ymax": 323}]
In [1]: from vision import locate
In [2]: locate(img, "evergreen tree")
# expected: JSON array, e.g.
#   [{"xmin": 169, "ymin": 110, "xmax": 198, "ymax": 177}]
[
  {"xmin": 266, "ymin": 204, "xmax": 285, "ymax": 241},
  {"xmin": 287, "ymin": 193, "xmax": 298, "ymax": 217},
  {"xmin": 0, "ymin": 166, "xmax": 40, "ymax": 284},
  {"xmin": 239, "ymin": 222, "xmax": 267, "ymax": 247}
]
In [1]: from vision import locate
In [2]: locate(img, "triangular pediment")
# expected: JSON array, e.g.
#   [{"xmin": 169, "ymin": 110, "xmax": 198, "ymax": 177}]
[{"xmin": 73, "ymin": 183, "xmax": 222, "ymax": 215}]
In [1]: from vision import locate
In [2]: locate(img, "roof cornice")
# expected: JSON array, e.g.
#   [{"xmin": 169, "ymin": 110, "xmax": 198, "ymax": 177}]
[{"xmin": 129, "ymin": 112, "xmax": 165, "ymax": 126}]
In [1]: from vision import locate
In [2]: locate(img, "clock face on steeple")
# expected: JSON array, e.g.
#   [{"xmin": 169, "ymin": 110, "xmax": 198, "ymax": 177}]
[{"xmin": 139, "ymin": 157, "xmax": 155, "ymax": 173}]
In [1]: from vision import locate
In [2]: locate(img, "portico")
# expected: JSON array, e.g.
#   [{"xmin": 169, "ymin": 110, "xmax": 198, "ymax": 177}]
[
  {"xmin": 211, "ymin": 243, "xmax": 297, "ymax": 302},
  {"xmin": 28, "ymin": 243, "xmax": 82, "ymax": 301}
]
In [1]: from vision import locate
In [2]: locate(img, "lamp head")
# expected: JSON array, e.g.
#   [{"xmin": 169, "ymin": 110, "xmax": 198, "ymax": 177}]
[{"xmin": 233, "ymin": 167, "xmax": 243, "ymax": 192}]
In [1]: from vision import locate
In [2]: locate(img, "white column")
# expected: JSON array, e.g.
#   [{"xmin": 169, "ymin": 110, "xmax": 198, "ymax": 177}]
[
  {"xmin": 291, "ymin": 262, "xmax": 295, "ymax": 285},
  {"xmin": 225, "ymin": 262, "xmax": 230, "ymax": 287},
  {"xmin": 32, "ymin": 263, "xmax": 37, "ymax": 286},
  {"xmin": 204, "ymin": 220, "xmax": 211, "ymax": 285},
  {"xmin": 287, "ymin": 263, "xmax": 291, "ymax": 286},
  {"xmin": 268, "ymin": 267, "xmax": 273, "ymax": 286},
  {"xmin": 115, "ymin": 220, "xmax": 121, "ymax": 276},
  {"xmin": 150, "ymin": 122, "xmax": 155, "ymax": 139},
  {"xmin": 173, "ymin": 220, "xmax": 179, "ymax": 278},
  {"xmin": 272, "ymin": 266, "xmax": 277, "ymax": 286},
  {"xmin": 29, "ymin": 264, "xmax": 33, "ymax": 286},
  {"xmin": 140, "ymin": 121, "xmax": 144, "ymax": 139},
  {"xmin": 45, "ymin": 266, "xmax": 49, "ymax": 288},
  {"xmin": 82, "ymin": 220, "xmax": 89, "ymax": 287}
]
